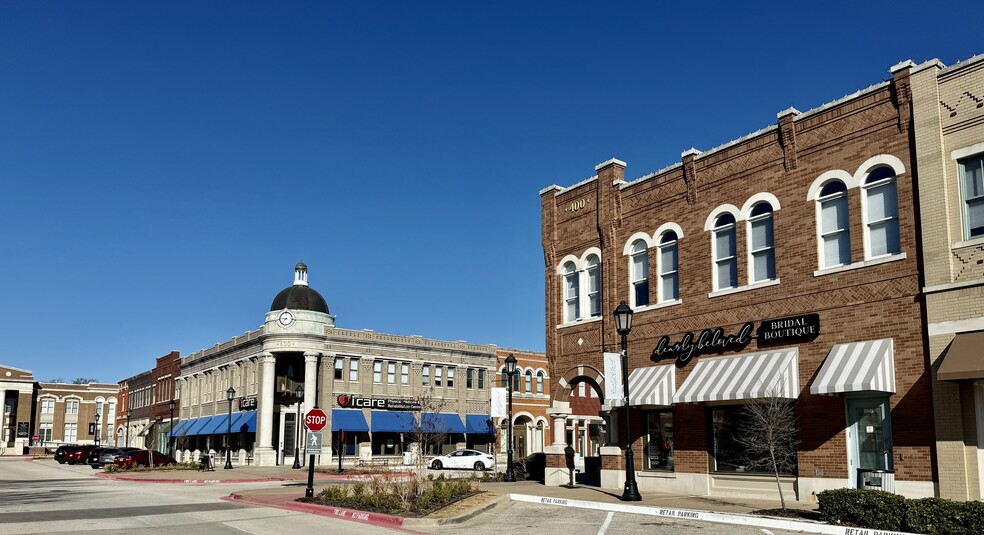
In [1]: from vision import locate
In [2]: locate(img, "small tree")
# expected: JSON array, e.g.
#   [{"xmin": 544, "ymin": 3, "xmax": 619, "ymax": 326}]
[
  {"xmin": 72, "ymin": 378, "xmax": 100, "ymax": 384},
  {"xmin": 736, "ymin": 389, "xmax": 799, "ymax": 509}
]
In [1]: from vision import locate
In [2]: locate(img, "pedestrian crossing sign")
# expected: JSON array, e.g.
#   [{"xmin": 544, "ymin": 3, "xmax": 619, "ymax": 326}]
[{"xmin": 307, "ymin": 431, "xmax": 322, "ymax": 454}]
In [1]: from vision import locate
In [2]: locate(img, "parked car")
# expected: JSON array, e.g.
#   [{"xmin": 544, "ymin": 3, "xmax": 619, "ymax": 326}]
[
  {"xmin": 54, "ymin": 444, "xmax": 79, "ymax": 464},
  {"xmin": 428, "ymin": 449, "xmax": 495, "ymax": 471},
  {"xmin": 64, "ymin": 445, "xmax": 96, "ymax": 465},
  {"xmin": 88, "ymin": 447, "xmax": 139, "ymax": 469},
  {"xmin": 113, "ymin": 449, "xmax": 176, "ymax": 469},
  {"xmin": 517, "ymin": 452, "xmax": 546, "ymax": 481}
]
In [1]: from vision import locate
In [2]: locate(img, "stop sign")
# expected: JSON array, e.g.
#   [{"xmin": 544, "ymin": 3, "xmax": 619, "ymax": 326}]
[{"xmin": 305, "ymin": 408, "xmax": 328, "ymax": 431}]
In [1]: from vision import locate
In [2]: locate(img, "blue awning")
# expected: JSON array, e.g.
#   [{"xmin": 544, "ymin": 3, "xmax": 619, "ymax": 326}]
[
  {"xmin": 232, "ymin": 411, "xmax": 257, "ymax": 433},
  {"xmin": 185, "ymin": 416, "xmax": 216, "ymax": 436},
  {"xmin": 371, "ymin": 411, "xmax": 417, "ymax": 433},
  {"xmin": 202, "ymin": 414, "xmax": 235, "ymax": 435},
  {"xmin": 421, "ymin": 413, "xmax": 465, "ymax": 434},
  {"xmin": 465, "ymin": 414, "xmax": 494, "ymax": 435},
  {"xmin": 172, "ymin": 419, "xmax": 192, "ymax": 437},
  {"xmin": 331, "ymin": 409, "xmax": 369, "ymax": 432}
]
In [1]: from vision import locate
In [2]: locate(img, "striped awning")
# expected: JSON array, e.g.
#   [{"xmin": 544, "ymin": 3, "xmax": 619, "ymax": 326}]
[
  {"xmin": 810, "ymin": 338, "xmax": 895, "ymax": 395},
  {"xmin": 673, "ymin": 348, "xmax": 799, "ymax": 403},
  {"xmin": 611, "ymin": 365, "xmax": 674, "ymax": 407}
]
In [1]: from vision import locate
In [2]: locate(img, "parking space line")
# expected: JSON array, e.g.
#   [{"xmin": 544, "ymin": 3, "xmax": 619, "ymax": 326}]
[{"xmin": 597, "ymin": 511, "xmax": 614, "ymax": 535}]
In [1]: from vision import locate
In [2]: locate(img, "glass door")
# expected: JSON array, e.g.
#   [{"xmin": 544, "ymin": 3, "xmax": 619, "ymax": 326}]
[{"xmin": 846, "ymin": 396, "xmax": 893, "ymax": 486}]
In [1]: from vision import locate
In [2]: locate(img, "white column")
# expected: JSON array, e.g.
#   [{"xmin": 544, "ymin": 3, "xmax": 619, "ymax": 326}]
[
  {"xmin": 255, "ymin": 353, "xmax": 277, "ymax": 466},
  {"xmin": 303, "ymin": 352, "xmax": 318, "ymax": 409}
]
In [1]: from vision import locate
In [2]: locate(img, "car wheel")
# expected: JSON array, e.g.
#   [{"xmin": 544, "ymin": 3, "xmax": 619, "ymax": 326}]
[
  {"xmin": 57, "ymin": 460, "xmax": 65, "ymax": 464},
  {"xmin": 473, "ymin": 461, "xmax": 485, "ymax": 471},
  {"xmin": 166, "ymin": 462, "xmax": 175, "ymax": 467},
  {"xmin": 431, "ymin": 460, "xmax": 443, "ymax": 470},
  {"xmin": 67, "ymin": 461, "xmax": 76, "ymax": 465},
  {"xmin": 91, "ymin": 465, "xmax": 100, "ymax": 470}
]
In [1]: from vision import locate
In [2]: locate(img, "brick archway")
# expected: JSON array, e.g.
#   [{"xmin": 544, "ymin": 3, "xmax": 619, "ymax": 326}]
[{"xmin": 556, "ymin": 365, "xmax": 606, "ymax": 404}]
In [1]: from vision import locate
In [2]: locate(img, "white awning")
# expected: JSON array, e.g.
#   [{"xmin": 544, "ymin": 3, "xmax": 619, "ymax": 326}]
[
  {"xmin": 810, "ymin": 338, "xmax": 895, "ymax": 395},
  {"xmin": 613, "ymin": 364, "xmax": 674, "ymax": 407},
  {"xmin": 673, "ymin": 348, "xmax": 799, "ymax": 403}
]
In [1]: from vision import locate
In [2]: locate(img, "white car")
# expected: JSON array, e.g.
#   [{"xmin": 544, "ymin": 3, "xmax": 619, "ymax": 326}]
[{"xmin": 428, "ymin": 449, "xmax": 495, "ymax": 471}]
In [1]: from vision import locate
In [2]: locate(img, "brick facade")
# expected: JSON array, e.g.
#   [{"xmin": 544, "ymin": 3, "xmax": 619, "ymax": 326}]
[{"xmin": 541, "ymin": 62, "xmax": 937, "ymax": 499}]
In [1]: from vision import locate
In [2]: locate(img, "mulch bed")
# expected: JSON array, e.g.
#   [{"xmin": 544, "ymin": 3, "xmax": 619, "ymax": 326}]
[
  {"xmin": 752, "ymin": 508, "xmax": 822, "ymax": 522},
  {"xmin": 299, "ymin": 490, "xmax": 483, "ymax": 518}
]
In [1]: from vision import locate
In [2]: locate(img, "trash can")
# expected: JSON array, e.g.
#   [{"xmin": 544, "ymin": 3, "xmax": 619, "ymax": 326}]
[{"xmin": 857, "ymin": 468, "xmax": 895, "ymax": 493}]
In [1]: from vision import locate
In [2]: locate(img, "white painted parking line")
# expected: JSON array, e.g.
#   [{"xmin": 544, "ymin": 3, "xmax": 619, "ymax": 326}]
[
  {"xmin": 596, "ymin": 511, "xmax": 614, "ymax": 535},
  {"xmin": 761, "ymin": 529, "xmax": 776, "ymax": 535}
]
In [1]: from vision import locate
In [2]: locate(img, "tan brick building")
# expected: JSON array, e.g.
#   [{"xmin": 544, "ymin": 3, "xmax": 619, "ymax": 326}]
[
  {"xmin": 540, "ymin": 61, "xmax": 936, "ymax": 500},
  {"xmin": 911, "ymin": 53, "xmax": 984, "ymax": 500},
  {"xmin": 35, "ymin": 381, "xmax": 119, "ymax": 448}
]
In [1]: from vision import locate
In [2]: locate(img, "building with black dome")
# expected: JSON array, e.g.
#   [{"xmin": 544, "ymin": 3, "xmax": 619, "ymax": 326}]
[{"xmin": 172, "ymin": 263, "xmax": 500, "ymax": 467}]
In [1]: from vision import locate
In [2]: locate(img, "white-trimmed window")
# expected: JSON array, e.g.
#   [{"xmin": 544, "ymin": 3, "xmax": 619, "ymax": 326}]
[
  {"xmin": 713, "ymin": 214, "xmax": 738, "ymax": 290},
  {"xmin": 658, "ymin": 231, "xmax": 679, "ymax": 301},
  {"xmin": 863, "ymin": 166, "xmax": 900, "ymax": 258},
  {"xmin": 65, "ymin": 400, "xmax": 79, "ymax": 415},
  {"xmin": 563, "ymin": 261, "xmax": 580, "ymax": 322},
  {"xmin": 536, "ymin": 371, "xmax": 544, "ymax": 394},
  {"xmin": 39, "ymin": 422, "xmax": 53, "ymax": 443},
  {"xmin": 401, "ymin": 363, "xmax": 409, "ymax": 385},
  {"xmin": 466, "ymin": 368, "xmax": 474, "ymax": 388},
  {"xmin": 435, "ymin": 366, "xmax": 443, "ymax": 387},
  {"xmin": 478, "ymin": 369, "xmax": 486, "ymax": 389},
  {"xmin": 349, "ymin": 358, "xmax": 359, "ymax": 381},
  {"xmin": 525, "ymin": 370, "xmax": 533, "ymax": 393},
  {"xmin": 748, "ymin": 203, "xmax": 776, "ymax": 282},
  {"xmin": 334, "ymin": 358, "xmax": 344, "ymax": 380},
  {"xmin": 64, "ymin": 422, "xmax": 77, "ymax": 442},
  {"xmin": 373, "ymin": 361, "xmax": 382, "ymax": 383},
  {"xmin": 422, "ymin": 365, "xmax": 431, "ymax": 386},
  {"xmin": 818, "ymin": 180, "xmax": 851, "ymax": 267},
  {"xmin": 630, "ymin": 240, "xmax": 650, "ymax": 307},
  {"xmin": 41, "ymin": 398, "xmax": 55, "ymax": 414},
  {"xmin": 586, "ymin": 255, "xmax": 601, "ymax": 317},
  {"xmin": 959, "ymin": 154, "xmax": 984, "ymax": 239},
  {"xmin": 387, "ymin": 362, "xmax": 396, "ymax": 384},
  {"xmin": 447, "ymin": 367, "xmax": 455, "ymax": 388}
]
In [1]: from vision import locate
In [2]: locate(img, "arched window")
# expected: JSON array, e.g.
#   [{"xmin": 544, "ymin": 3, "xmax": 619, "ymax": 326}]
[
  {"xmin": 513, "ymin": 372, "xmax": 521, "ymax": 392},
  {"xmin": 713, "ymin": 214, "xmax": 738, "ymax": 290},
  {"xmin": 658, "ymin": 231, "xmax": 679, "ymax": 301},
  {"xmin": 585, "ymin": 255, "xmax": 601, "ymax": 317},
  {"xmin": 863, "ymin": 166, "xmax": 900, "ymax": 258},
  {"xmin": 630, "ymin": 240, "xmax": 649, "ymax": 307},
  {"xmin": 525, "ymin": 371, "xmax": 533, "ymax": 393},
  {"xmin": 817, "ymin": 180, "xmax": 850, "ymax": 267},
  {"xmin": 536, "ymin": 371, "xmax": 544, "ymax": 394},
  {"xmin": 748, "ymin": 203, "xmax": 776, "ymax": 282},
  {"xmin": 563, "ymin": 262, "xmax": 580, "ymax": 322},
  {"xmin": 501, "ymin": 370, "xmax": 509, "ymax": 389}
]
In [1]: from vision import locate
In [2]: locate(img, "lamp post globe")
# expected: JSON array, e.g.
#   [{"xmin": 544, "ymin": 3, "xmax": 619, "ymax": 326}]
[
  {"xmin": 292, "ymin": 385, "xmax": 304, "ymax": 469},
  {"xmin": 503, "ymin": 353, "xmax": 518, "ymax": 483},
  {"xmin": 168, "ymin": 399, "xmax": 175, "ymax": 458},
  {"xmin": 224, "ymin": 387, "xmax": 235, "ymax": 469},
  {"xmin": 613, "ymin": 301, "xmax": 641, "ymax": 501}
]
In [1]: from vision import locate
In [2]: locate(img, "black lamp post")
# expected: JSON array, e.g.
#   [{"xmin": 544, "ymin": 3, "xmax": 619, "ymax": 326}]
[
  {"xmin": 292, "ymin": 385, "xmax": 304, "ymax": 469},
  {"xmin": 125, "ymin": 409, "xmax": 132, "ymax": 448},
  {"xmin": 94, "ymin": 412, "xmax": 100, "ymax": 447},
  {"xmin": 168, "ymin": 399, "xmax": 175, "ymax": 458},
  {"xmin": 225, "ymin": 387, "xmax": 235, "ymax": 469},
  {"xmin": 503, "ymin": 353, "xmax": 518, "ymax": 482},
  {"xmin": 614, "ymin": 300, "xmax": 641, "ymax": 501}
]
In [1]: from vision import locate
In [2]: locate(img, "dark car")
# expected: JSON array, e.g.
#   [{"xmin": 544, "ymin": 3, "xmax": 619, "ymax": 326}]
[
  {"xmin": 64, "ymin": 445, "xmax": 96, "ymax": 465},
  {"xmin": 113, "ymin": 450, "xmax": 176, "ymax": 469},
  {"xmin": 88, "ymin": 447, "xmax": 139, "ymax": 469},
  {"xmin": 54, "ymin": 444, "xmax": 79, "ymax": 464},
  {"xmin": 518, "ymin": 452, "xmax": 546, "ymax": 481}
]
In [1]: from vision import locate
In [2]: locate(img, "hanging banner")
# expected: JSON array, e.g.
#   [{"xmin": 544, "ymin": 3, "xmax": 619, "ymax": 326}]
[
  {"xmin": 490, "ymin": 387, "xmax": 507, "ymax": 418},
  {"xmin": 604, "ymin": 352, "xmax": 623, "ymax": 406}
]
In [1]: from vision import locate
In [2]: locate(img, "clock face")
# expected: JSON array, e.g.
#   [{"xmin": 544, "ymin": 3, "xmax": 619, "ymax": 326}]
[{"xmin": 278, "ymin": 311, "xmax": 294, "ymax": 327}]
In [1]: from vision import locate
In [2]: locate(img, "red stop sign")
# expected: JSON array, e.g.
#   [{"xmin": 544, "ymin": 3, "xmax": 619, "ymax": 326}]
[{"xmin": 305, "ymin": 408, "xmax": 328, "ymax": 431}]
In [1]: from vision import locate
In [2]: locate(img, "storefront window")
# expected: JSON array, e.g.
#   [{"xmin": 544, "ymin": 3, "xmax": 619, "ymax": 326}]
[
  {"xmin": 334, "ymin": 359, "xmax": 343, "ymax": 380},
  {"xmin": 478, "ymin": 369, "xmax": 485, "ymax": 389},
  {"xmin": 466, "ymin": 368, "xmax": 474, "ymax": 389},
  {"xmin": 644, "ymin": 411, "xmax": 674, "ymax": 471},
  {"xmin": 710, "ymin": 406, "xmax": 797, "ymax": 474}
]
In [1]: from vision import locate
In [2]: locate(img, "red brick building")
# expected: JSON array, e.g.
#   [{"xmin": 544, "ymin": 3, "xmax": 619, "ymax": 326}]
[{"xmin": 540, "ymin": 62, "xmax": 935, "ymax": 500}]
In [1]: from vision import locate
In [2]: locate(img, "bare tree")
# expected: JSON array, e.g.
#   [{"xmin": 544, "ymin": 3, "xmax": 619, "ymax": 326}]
[
  {"xmin": 72, "ymin": 378, "xmax": 100, "ymax": 384},
  {"xmin": 406, "ymin": 390, "xmax": 454, "ymax": 466},
  {"xmin": 736, "ymin": 390, "xmax": 799, "ymax": 509}
]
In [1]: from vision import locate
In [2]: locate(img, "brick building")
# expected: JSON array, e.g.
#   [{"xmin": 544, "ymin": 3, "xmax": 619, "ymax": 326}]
[
  {"xmin": 117, "ymin": 370, "xmax": 154, "ymax": 448},
  {"xmin": 150, "ymin": 351, "xmax": 180, "ymax": 455},
  {"xmin": 1, "ymin": 365, "xmax": 37, "ymax": 453},
  {"xmin": 540, "ymin": 61, "xmax": 935, "ymax": 500},
  {"xmin": 911, "ymin": 53, "xmax": 984, "ymax": 500},
  {"xmin": 495, "ymin": 349, "xmax": 551, "ymax": 462}
]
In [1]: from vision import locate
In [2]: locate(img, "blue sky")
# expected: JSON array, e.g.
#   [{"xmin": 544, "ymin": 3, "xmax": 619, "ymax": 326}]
[{"xmin": 0, "ymin": 1, "xmax": 978, "ymax": 383}]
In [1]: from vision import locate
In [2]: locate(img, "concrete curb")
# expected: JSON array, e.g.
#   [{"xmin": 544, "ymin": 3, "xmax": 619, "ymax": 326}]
[
  {"xmin": 403, "ymin": 494, "xmax": 509, "ymax": 528},
  {"xmin": 226, "ymin": 492, "xmax": 419, "ymax": 532},
  {"xmin": 509, "ymin": 493, "xmax": 922, "ymax": 535}
]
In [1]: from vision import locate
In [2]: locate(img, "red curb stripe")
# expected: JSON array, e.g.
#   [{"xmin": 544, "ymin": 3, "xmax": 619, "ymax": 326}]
[{"xmin": 225, "ymin": 492, "xmax": 421, "ymax": 532}]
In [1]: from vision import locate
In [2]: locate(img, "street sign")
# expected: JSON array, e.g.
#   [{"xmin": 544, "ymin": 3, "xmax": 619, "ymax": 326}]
[
  {"xmin": 304, "ymin": 408, "xmax": 327, "ymax": 431},
  {"xmin": 307, "ymin": 431, "xmax": 322, "ymax": 454}
]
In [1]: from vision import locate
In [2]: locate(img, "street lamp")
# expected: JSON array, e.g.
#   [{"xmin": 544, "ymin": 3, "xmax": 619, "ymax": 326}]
[
  {"xmin": 292, "ymin": 385, "xmax": 304, "ymax": 469},
  {"xmin": 94, "ymin": 413, "xmax": 101, "ymax": 447},
  {"xmin": 125, "ymin": 409, "xmax": 132, "ymax": 448},
  {"xmin": 168, "ymin": 399, "xmax": 175, "ymax": 458},
  {"xmin": 225, "ymin": 387, "xmax": 235, "ymax": 469},
  {"xmin": 614, "ymin": 300, "xmax": 641, "ymax": 501},
  {"xmin": 503, "ymin": 353, "xmax": 518, "ymax": 482}
]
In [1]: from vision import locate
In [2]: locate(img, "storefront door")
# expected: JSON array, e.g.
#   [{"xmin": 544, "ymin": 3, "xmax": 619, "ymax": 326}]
[
  {"xmin": 846, "ymin": 396, "xmax": 893, "ymax": 487},
  {"xmin": 278, "ymin": 405, "xmax": 301, "ymax": 465}
]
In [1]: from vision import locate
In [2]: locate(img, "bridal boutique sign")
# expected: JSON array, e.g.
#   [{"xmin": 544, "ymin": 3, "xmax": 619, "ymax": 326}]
[{"xmin": 650, "ymin": 314, "xmax": 820, "ymax": 365}]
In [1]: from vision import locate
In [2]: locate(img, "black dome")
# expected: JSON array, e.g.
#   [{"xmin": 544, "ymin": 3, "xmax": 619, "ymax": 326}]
[{"xmin": 270, "ymin": 285, "xmax": 329, "ymax": 314}]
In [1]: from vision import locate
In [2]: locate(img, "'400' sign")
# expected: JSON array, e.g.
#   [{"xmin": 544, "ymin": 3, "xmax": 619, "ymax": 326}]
[{"xmin": 651, "ymin": 322, "xmax": 754, "ymax": 365}]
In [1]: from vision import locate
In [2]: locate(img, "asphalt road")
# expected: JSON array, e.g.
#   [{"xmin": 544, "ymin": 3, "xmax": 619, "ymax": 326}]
[{"xmin": 0, "ymin": 457, "xmax": 810, "ymax": 535}]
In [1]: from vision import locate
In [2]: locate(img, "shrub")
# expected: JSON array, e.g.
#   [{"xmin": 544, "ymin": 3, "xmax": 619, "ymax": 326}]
[
  {"xmin": 318, "ymin": 486, "xmax": 348, "ymax": 501},
  {"xmin": 818, "ymin": 489, "xmax": 984, "ymax": 534}
]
